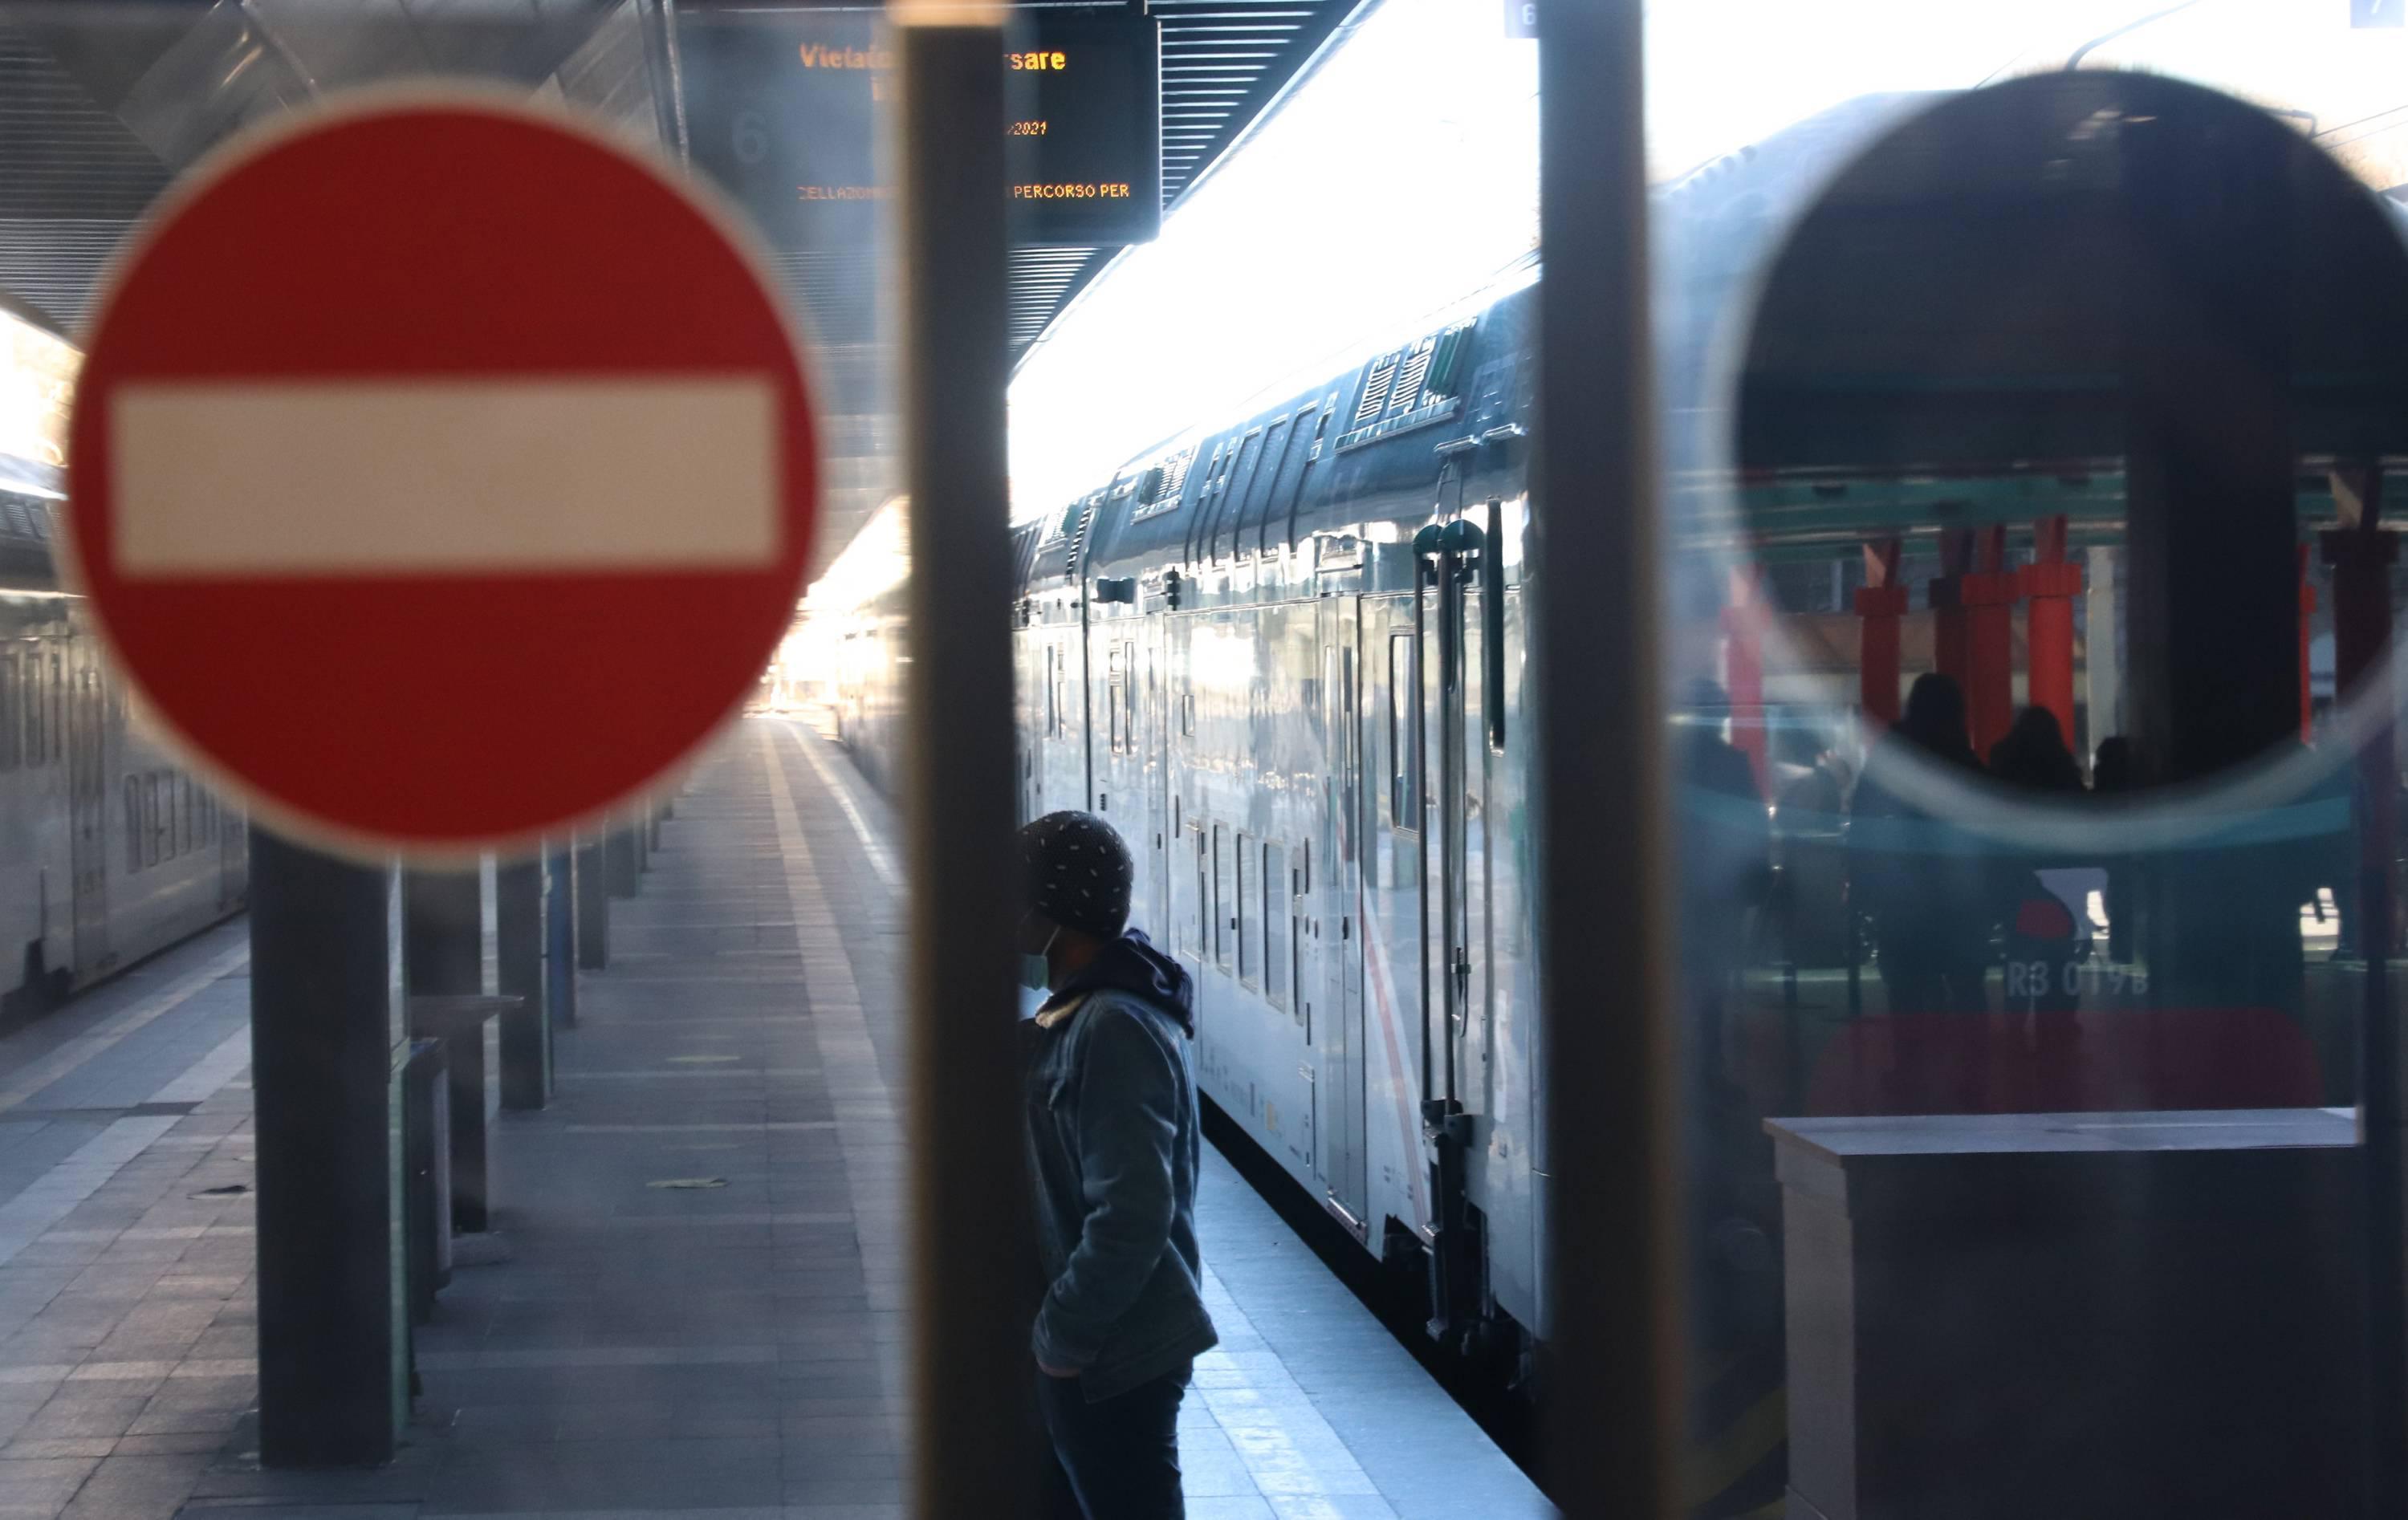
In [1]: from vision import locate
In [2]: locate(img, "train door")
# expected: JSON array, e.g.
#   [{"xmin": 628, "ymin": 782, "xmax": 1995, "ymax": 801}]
[
  {"xmin": 1141, "ymin": 620, "xmax": 1170, "ymax": 944},
  {"xmin": 217, "ymin": 795, "xmax": 247, "ymax": 908},
  {"xmin": 1454, "ymin": 579, "xmax": 1492, "ymax": 1117},
  {"xmin": 1016, "ymin": 631, "xmax": 1046, "ymax": 823},
  {"xmin": 1361, "ymin": 593, "xmax": 1427, "ymax": 1238},
  {"xmin": 1315, "ymin": 594, "xmax": 1369, "ymax": 1235},
  {"xmin": 1416, "ymin": 522, "xmax": 1490, "ymax": 1335},
  {"xmin": 66, "ymin": 652, "xmax": 106, "ymax": 976},
  {"xmin": 1165, "ymin": 616, "xmax": 1207, "ymax": 1030}
]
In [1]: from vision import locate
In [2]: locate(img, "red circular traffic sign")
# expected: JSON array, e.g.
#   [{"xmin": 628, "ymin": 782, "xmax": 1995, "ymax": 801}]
[{"xmin": 66, "ymin": 94, "xmax": 820, "ymax": 860}]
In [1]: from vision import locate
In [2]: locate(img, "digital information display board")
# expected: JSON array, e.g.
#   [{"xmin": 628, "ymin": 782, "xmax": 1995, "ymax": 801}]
[{"xmin": 681, "ymin": 8, "xmax": 1162, "ymax": 248}]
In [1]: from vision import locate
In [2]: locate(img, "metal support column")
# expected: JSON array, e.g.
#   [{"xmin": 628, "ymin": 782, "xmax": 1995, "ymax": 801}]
[
  {"xmin": 403, "ymin": 868, "xmax": 482, "ymax": 996},
  {"xmin": 2326, "ymin": 478, "xmax": 2402, "ymax": 1520},
  {"xmin": 495, "ymin": 856, "xmax": 548, "ymax": 1110},
  {"xmin": 546, "ymin": 844, "xmax": 579, "ymax": 1027},
  {"xmin": 894, "ymin": 6, "xmax": 1040, "ymax": 1514},
  {"xmin": 404, "ymin": 869, "xmax": 490, "ymax": 1232},
  {"xmin": 1535, "ymin": 0, "xmax": 1682, "ymax": 1513},
  {"xmin": 251, "ymin": 829, "xmax": 403, "ymax": 1467},
  {"xmin": 607, "ymin": 826, "xmax": 640, "ymax": 898},
  {"xmin": 576, "ymin": 836, "xmax": 610, "ymax": 969}
]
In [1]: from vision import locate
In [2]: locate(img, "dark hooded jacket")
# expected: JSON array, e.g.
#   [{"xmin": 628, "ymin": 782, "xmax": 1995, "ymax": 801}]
[{"xmin": 1023, "ymin": 930, "xmax": 1218, "ymax": 1400}]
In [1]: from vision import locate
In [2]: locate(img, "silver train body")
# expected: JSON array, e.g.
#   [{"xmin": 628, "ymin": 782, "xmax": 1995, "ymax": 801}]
[{"xmin": 0, "ymin": 489, "xmax": 248, "ymax": 1011}]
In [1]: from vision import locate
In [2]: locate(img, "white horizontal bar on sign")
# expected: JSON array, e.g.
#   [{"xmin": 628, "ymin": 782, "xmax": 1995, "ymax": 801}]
[{"xmin": 109, "ymin": 376, "xmax": 783, "ymax": 577}]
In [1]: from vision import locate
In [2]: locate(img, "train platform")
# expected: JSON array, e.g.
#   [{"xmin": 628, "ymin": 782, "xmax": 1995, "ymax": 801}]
[{"xmin": 0, "ymin": 715, "xmax": 1549, "ymax": 1520}]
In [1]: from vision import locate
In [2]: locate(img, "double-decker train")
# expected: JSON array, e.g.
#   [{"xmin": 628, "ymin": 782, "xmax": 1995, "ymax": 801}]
[{"xmin": 0, "ymin": 307, "xmax": 248, "ymax": 1017}]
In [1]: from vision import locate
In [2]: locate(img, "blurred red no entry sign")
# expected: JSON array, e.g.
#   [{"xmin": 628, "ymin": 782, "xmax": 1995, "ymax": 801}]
[{"xmin": 66, "ymin": 93, "xmax": 820, "ymax": 860}]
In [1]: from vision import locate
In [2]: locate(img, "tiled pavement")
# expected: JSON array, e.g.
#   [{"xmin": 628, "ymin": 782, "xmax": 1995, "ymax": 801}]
[{"xmin": 0, "ymin": 716, "xmax": 1550, "ymax": 1519}]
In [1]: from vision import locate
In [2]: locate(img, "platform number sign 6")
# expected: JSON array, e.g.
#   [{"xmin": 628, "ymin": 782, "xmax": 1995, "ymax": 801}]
[{"xmin": 1503, "ymin": 0, "xmax": 1536, "ymax": 38}]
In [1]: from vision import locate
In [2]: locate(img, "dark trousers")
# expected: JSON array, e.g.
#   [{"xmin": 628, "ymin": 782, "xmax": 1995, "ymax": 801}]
[{"xmin": 1036, "ymin": 1363, "xmax": 1189, "ymax": 1520}]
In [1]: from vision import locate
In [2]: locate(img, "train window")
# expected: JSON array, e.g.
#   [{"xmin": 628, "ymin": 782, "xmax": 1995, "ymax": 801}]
[
  {"xmin": 1212, "ymin": 823, "xmax": 1232, "ymax": 973},
  {"xmin": 148, "ymin": 774, "xmax": 166, "ymax": 867},
  {"xmin": 122, "ymin": 777, "xmax": 140, "ymax": 872},
  {"xmin": 48, "ymin": 655, "xmax": 61, "ymax": 766},
  {"xmin": 0, "ymin": 655, "xmax": 16, "ymax": 772},
  {"xmin": 17, "ymin": 652, "xmax": 36, "ymax": 770},
  {"xmin": 1121, "ymin": 642, "xmax": 1137, "ymax": 754},
  {"xmin": 1237, "ymin": 835, "xmax": 1257, "ymax": 986},
  {"xmin": 1181, "ymin": 691, "xmax": 1195, "ymax": 738},
  {"xmin": 1263, "ymin": 841, "xmax": 1288, "ymax": 1011},
  {"xmin": 1051, "ymin": 644, "xmax": 1068, "ymax": 740},
  {"xmin": 1043, "ymin": 645, "xmax": 1059, "ymax": 738},
  {"xmin": 179, "ymin": 778, "xmax": 193, "ymax": 856},
  {"xmin": 1388, "ymin": 631, "xmax": 1420, "ymax": 832},
  {"xmin": 1183, "ymin": 824, "xmax": 1206, "ymax": 956},
  {"xmin": 1106, "ymin": 644, "xmax": 1125, "ymax": 755}
]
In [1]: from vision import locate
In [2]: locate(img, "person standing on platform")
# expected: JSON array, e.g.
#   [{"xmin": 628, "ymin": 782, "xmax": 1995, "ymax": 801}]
[
  {"xmin": 1015, "ymin": 811, "xmax": 1218, "ymax": 1520},
  {"xmin": 1990, "ymin": 706, "xmax": 2089, "ymax": 1104}
]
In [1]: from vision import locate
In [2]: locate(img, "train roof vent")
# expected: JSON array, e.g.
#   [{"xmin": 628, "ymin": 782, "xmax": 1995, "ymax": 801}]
[
  {"xmin": 1390, "ymin": 338, "xmax": 1434, "ymax": 414},
  {"xmin": 1353, "ymin": 352, "xmax": 1401, "ymax": 425},
  {"xmin": 1158, "ymin": 447, "xmax": 1194, "ymax": 502}
]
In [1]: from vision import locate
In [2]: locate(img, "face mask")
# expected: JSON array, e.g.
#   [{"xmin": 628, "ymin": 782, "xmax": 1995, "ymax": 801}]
[{"xmin": 1018, "ymin": 914, "xmax": 1061, "ymax": 993}]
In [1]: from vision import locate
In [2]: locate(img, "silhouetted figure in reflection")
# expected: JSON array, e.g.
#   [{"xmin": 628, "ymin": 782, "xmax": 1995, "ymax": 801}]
[
  {"xmin": 1990, "ymin": 708, "xmax": 2087, "ymax": 1105},
  {"xmin": 1989, "ymin": 706, "xmax": 2084, "ymax": 793},
  {"xmin": 2093, "ymin": 737, "xmax": 2137, "ymax": 964},
  {"xmin": 1852, "ymin": 674, "xmax": 1990, "ymax": 1020}
]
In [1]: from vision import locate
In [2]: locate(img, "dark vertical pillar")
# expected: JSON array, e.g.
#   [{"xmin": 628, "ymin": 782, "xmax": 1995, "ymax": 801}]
[
  {"xmin": 405, "ymin": 870, "xmax": 487, "ymax": 1232},
  {"xmin": 2119, "ymin": 96, "xmax": 2300, "ymax": 1007},
  {"xmin": 545, "ymin": 845, "xmax": 578, "ymax": 1028},
  {"xmin": 897, "ymin": 13, "xmax": 1043, "ymax": 1515},
  {"xmin": 2326, "ymin": 482, "xmax": 2403, "ymax": 1520},
  {"xmin": 576, "ymin": 836, "xmax": 610, "ymax": 969},
  {"xmin": 495, "ymin": 857, "xmax": 547, "ymax": 1111},
  {"xmin": 403, "ymin": 869, "xmax": 481, "ymax": 996},
  {"xmin": 251, "ymin": 828, "xmax": 401, "ymax": 1468},
  {"xmin": 606, "ymin": 826, "xmax": 639, "ymax": 899},
  {"xmin": 1535, "ymin": 0, "xmax": 1683, "ymax": 1511}
]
